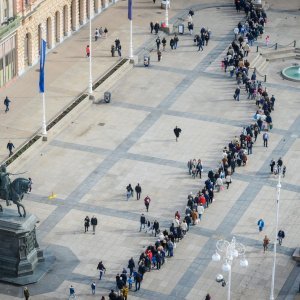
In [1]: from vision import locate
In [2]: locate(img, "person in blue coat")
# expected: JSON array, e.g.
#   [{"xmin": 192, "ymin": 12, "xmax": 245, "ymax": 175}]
[{"xmin": 257, "ymin": 219, "xmax": 265, "ymax": 232}]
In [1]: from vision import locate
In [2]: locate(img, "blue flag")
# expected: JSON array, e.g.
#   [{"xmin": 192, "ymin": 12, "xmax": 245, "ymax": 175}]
[
  {"xmin": 128, "ymin": 0, "xmax": 132, "ymax": 20},
  {"xmin": 39, "ymin": 39, "xmax": 46, "ymax": 93}
]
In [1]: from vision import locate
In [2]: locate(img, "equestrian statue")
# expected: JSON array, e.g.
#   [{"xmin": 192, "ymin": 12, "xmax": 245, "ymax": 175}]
[{"xmin": 0, "ymin": 165, "xmax": 30, "ymax": 217}]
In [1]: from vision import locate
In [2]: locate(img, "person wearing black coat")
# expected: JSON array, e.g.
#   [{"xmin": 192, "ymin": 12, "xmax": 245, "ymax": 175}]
[
  {"xmin": 128, "ymin": 257, "xmax": 135, "ymax": 276},
  {"xmin": 184, "ymin": 214, "xmax": 191, "ymax": 231},
  {"xmin": 91, "ymin": 216, "xmax": 98, "ymax": 234}
]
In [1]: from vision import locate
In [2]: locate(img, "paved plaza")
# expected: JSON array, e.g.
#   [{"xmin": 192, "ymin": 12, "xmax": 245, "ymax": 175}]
[{"xmin": 0, "ymin": 0, "xmax": 300, "ymax": 299}]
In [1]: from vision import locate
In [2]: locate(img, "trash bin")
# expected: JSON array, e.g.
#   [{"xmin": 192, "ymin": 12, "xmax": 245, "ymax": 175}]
[
  {"xmin": 144, "ymin": 55, "xmax": 150, "ymax": 67},
  {"xmin": 178, "ymin": 24, "xmax": 184, "ymax": 34},
  {"xmin": 104, "ymin": 92, "xmax": 111, "ymax": 103}
]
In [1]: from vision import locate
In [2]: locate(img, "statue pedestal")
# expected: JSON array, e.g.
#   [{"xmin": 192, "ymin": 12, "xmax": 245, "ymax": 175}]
[{"xmin": 0, "ymin": 209, "xmax": 54, "ymax": 285}]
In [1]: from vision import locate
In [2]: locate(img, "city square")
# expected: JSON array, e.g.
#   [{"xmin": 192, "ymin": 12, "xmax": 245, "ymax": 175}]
[{"xmin": 0, "ymin": 0, "xmax": 300, "ymax": 299}]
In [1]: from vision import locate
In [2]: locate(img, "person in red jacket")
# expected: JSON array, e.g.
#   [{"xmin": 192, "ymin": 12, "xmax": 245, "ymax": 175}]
[
  {"xmin": 144, "ymin": 196, "xmax": 151, "ymax": 212},
  {"xmin": 86, "ymin": 45, "xmax": 90, "ymax": 57},
  {"xmin": 199, "ymin": 193, "xmax": 206, "ymax": 208}
]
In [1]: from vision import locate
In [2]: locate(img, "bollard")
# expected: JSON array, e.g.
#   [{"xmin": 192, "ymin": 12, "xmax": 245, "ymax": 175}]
[
  {"xmin": 264, "ymin": 75, "xmax": 267, "ymax": 82},
  {"xmin": 294, "ymin": 40, "xmax": 296, "ymax": 47},
  {"xmin": 256, "ymin": 45, "xmax": 259, "ymax": 52},
  {"xmin": 275, "ymin": 43, "xmax": 278, "ymax": 50}
]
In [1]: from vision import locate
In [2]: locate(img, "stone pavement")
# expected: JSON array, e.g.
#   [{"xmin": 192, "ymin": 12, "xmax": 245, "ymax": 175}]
[{"xmin": 0, "ymin": 0, "xmax": 300, "ymax": 299}]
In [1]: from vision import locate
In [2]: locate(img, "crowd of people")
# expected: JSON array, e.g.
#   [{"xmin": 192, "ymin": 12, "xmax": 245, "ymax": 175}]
[
  {"xmin": 104, "ymin": 2, "xmax": 284, "ymax": 299},
  {"xmin": 69, "ymin": 2, "xmax": 288, "ymax": 299}
]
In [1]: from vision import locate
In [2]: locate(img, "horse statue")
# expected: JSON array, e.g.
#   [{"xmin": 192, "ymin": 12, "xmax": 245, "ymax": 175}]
[{"xmin": 0, "ymin": 175, "xmax": 30, "ymax": 218}]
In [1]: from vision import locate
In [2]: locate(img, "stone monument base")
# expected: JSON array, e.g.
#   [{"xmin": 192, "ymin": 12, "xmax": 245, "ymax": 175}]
[{"xmin": 0, "ymin": 209, "xmax": 54, "ymax": 285}]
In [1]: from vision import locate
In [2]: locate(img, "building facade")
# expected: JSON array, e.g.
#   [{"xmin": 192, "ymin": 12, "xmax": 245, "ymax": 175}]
[
  {"xmin": 0, "ymin": 0, "xmax": 19, "ymax": 87},
  {"xmin": 0, "ymin": 0, "xmax": 117, "ymax": 87}
]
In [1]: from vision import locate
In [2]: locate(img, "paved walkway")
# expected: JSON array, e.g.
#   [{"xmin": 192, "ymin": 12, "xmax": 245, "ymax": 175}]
[{"xmin": 0, "ymin": 0, "xmax": 300, "ymax": 299}]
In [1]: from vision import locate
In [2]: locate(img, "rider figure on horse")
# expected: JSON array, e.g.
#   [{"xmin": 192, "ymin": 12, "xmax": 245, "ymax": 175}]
[{"xmin": 0, "ymin": 165, "xmax": 11, "ymax": 206}]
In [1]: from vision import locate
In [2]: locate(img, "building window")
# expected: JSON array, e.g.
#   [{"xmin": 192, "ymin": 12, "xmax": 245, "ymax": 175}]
[{"xmin": 0, "ymin": 35, "xmax": 17, "ymax": 87}]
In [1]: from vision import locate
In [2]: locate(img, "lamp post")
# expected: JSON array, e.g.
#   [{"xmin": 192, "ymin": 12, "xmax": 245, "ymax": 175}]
[
  {"xmin": 165, "ymin": 0, "xmax": 169, "ymax": 27},
  {"xmin": 270, "ymin": 162, "xmax": 282, "ymax": 300},
  {"xmin": 212, "ymin": 237, "xmax": 248, "ymax": 300},
  {"xmin": 88, "ymin": 0, "xmax": 93, "ymax": 97}
]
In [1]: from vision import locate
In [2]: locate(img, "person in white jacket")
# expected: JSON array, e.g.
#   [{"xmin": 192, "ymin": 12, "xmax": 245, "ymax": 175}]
[
  {"xmin": 198, "ymin": 203, "xmax": 205, "ymax": 220},
  {"xmin": 225, "ymin": 172, "xmax": 232, "ymax": 189},
  {"xmin": 215, "ymin": 177, "xmax": 224, "ymax": 192}
]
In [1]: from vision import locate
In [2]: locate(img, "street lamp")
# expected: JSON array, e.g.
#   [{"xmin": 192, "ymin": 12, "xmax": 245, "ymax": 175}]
[
  {"xmin": 270, "ymin": 161, "xmax": 282, "ymax": 300},
  {"xmin": 88, "ymin": 0, "xmax": 93, "ymax": 98},
  {"xmin": 212, "ymin": 237, "xmax": 248, "ymax": 300},
  {"xmin": 165, "ymin": 0, "xmax": 170, "ymax": 27}
]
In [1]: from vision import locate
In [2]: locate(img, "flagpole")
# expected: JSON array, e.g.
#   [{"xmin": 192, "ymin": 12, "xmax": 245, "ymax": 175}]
[
  {"xmin": 42, "ymin": 92, "xmax": 47, "ymax": 140},
  {"xmin": 129, "ymin": 18, "xmax": 133, "ymax": 59},
  {"xmin": 40, "ymin": 35, "xmax": 47, "ymax": 141},
  {"xmin": 88, "ymin": 0, "xmax": 93, "ymax": 97},
  {"xmin": 128, "ymin": 0, "xmax": 133, "ymax": 59}
]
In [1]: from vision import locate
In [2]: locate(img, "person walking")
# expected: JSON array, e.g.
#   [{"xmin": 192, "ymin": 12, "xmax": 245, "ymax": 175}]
[
  {"xmin": 156, "ymin": 37, "xmax": 161, "ymax": 50},
  {"xmin": 91, "ymin": 281, "xmax": 96, "ymax": 294},
  {"xmin": 154, "ymin": 22, "xmax": 159, "ymax": 34},
  {"xmin": 198, "ymin": 203, "xmax": 204, "ymax": 220},
  {"xmin": 97, "ymin": 261, "xmax": 106, "ymax": 280},
  {"xmin": 86, "ymin": 45, "xmax": 90, "ymax": 57},
  {"xmin": 153, "ymin": 219, "xmax": 159, "ymax": 237},
  {"xmin": 170, "ymin": 38, "xmax": 174, "ymax": 50},
  {"xmin": 263, "ymin": 235, "xmax": 270, "ymax": 253},
  {"xmin": 84, "ymin": 216, "xmax": 90, "ymax": 233},
  {"xmin": 104, "ymin": 27, "xmax": 108, "ymax": 37},
  {"xmin": 197, "ymin": 37, "xmax": 203, "ymax": 51},
  {"xmin": 150, "ymin": 21, "xmax": 154, "ymax": 34},
  {"xmin": 173, "ymin": 34, "xmax": 179, "ymax": 49},
  {"xmin": 263, "ymin": 132, "xmax": 269, "ymax": 147},
  {"xmin": 162, "ymin": 37, "xmax": 166, "ymax": 51},
  {"xmin": 173, "ymin": 126, "xmax": 182, "ymax": 142},
  {"xmin": 257, "ymin": 218, "xmax": 265, "ymax": 232},
  {"xmin": 135, "ymin": 183, "xmax": 142, "ymax": 200},
  {"xmin": 24, "ymin": 287, "xmax": 30, "ymax": 300},
  {"xmin": 205, "ymin": 294, "xmax": 211, "ymax": 300},
  {"xmin": 282, "ymin": 165, "xmax": 286, "ymax": 177},
  {"xmin": 128, "ymin": 257, "xmax": 135, "ymax": 276},
  {"xmin": 117, "ymin": 44, "xmax": 122, "ymax": 57},
  {"xmin": 270, "ymin": 159, "xmax": 275, "ymax": 173},
  {"xmin": 27, "ymin": 177, "xmax": 33, "ymax": 192},
  {"xmin": 122, "ymin": 285, "xmax": 129, "ymax": 300},
  {"xmin": 234, "ymin": 86, "xmax": 240, "ymax": 101},
  {"xmin": 4, "ymin": 96, "xmax": 11, "ymax": 113},
  {"xmin": 277, "ymin": 229, "xmax": 285, "ymax": 245},
  {"xmin": 99, "ymin": 27, "xmax": 103, "ymax": 37},
  {"xmin": 111, "ymin": 45, "xmax": 115, "ymax": 57},
  {"xmin": 69, "ymin": 285, "xmax": 76, "ymax": 299},
  {"xmin": 144, "ymin": 196, "xmax": 151, "ymax": 212},
  {"xmin": 108, "ymin": 290, "xmax": 117, "ymax": 300},
  {"xmin": 95, "ymin": 28, "xmax": 99, "ymax": 41},
  {"xmin": 277, "ymin": 157, "xmax": 283, "ymax": 172},
  {"xmin": 225, "ymin": 172, "xmax": 232, "ymax": 189},
  {"xmin": 139, "ymin": 213, "xmax": 146, "ymax": 231},
  {"xmin": 134, "ymin": 272, "xmax": 142, "ymax": 291},
  {"xmin": 157, "ymin": 50, "xmax": 162, "ymax": 62},
  {"xmin": 114, "ymin": 38, "xmax": 120, "ymax": 49},
  {"xmin": 7, "ymin": 141, "xmax": 15, "ymax": 157},
  {"xmin": 247, "ymin": 139, "xmax": 253, "ymax": 155},
  {"xmin": 126, "ymin": 184, "xmax": 133, "ymax": 200},
  {"xmin": 91, "ymin": 216, "xmax": 98, "ymax": 234}
]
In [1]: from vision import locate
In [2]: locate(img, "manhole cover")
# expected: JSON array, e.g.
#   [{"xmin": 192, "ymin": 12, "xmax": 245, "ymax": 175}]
[
  {"xmin": 156, "ymin": 12, "xmax": 162, "ymax": 14},
  {"xmin": 98, "ymin": 123, "xmax": 105, "ymax": 126},
  {"xmin": 52, "ymin": 51, "xmax": 58, "ymax": 54}
]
